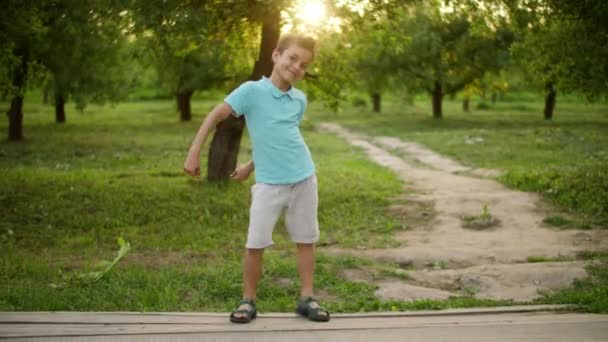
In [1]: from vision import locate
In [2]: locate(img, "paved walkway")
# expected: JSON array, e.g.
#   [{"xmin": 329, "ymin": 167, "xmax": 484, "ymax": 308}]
[{"xmin": 2, "ymin": 305, "xmax": 608, "ymax": 341}]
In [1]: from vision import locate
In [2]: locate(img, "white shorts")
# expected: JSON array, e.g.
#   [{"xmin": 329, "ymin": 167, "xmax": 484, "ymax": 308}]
[{"xmin": 246, "ymin": 175, "xmax": 319, "ymax": 249}]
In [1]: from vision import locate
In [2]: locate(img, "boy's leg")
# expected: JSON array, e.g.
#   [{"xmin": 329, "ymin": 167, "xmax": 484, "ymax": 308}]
[
  {"xmin": 287, "ymin": 176, "xmax": 328, "ymax": 320},
  {"xmin": 243, "ymin": 248, "xmax": 264, "ymax": 300},
  {"xmin": 296, "ymin": 243, "xmax": 315, "ymax": 297},
  {"xmin": 233, "ymin": 248, "xmax": 264, "ymax": 320},
  {"xmin": 296, "ymin": 243, "xmax": 329, "ymax": 320}
]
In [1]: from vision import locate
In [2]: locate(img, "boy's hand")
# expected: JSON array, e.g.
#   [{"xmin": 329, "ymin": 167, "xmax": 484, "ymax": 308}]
[
  {"xmin": 184, "ymin": 150, "xmax": 201, "ymax": 177},
  {"xmin": 231, "ymin": 164, "xmax": 253, "ymax": 182}
]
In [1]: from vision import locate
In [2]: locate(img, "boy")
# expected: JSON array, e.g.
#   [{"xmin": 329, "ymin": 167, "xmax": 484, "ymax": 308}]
[{"xmin": 183, "ymin": 33, "xmax": 330, "ymax": 323}]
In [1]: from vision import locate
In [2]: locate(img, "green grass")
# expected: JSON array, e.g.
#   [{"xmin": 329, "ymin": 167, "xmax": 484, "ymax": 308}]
[
  {"xmin": 1, "ymin": 92, "xmax": 607, "ymax": 313},
  {"xmin": 307, "ymin": 93, "xmax": 608, "ymax": 312},
  {"xmin": 308, "ymin": 95, "xmax": 608, "ymax": 227},
  {"xmin": 526, "ymin": 255, "xmax": 574, "ymax": 263},
  {"xmin": 537, "ymin": 260, "xmax": 608, "ymax": 313},
  {"xmin": 0, "ymin": 97, "xmax": 411, "ymax": 312}
]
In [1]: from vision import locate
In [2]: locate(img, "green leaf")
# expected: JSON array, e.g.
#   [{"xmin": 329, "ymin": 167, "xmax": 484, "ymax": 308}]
[{"xmin": 95, "ymin": 260, "xmax": 113, "ymax": 269}]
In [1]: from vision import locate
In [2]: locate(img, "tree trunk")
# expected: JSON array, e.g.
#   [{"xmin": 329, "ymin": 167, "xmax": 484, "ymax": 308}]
[
  {"xmin": 177, "ymin": 89, "xmax": 193, "ymax": 121},
  {"xmin": 43, "ymin": 85, "xmax": 50, "ymax": 104},
  {"xmin": 462, "ymin": 97, "xmax": 470, "ymax": 112},
  {"xmin": 55, "ymin": 93, "xmax": 66, "ymax": 123},
  {"xmin": 432, "ymin": 81, "xmax": 443, "ymax": 119},
  {"xmin": 7, "ymin": 48, "xmax": 28, "ymax": 141},
  {"xmin": 7, "ymin": 96, "xmax": 24, "ymax": 141},
  {"xmin": 207, "ymin": 9, "xmax": 280, "ymax": 182},
  {"xmin": 491, "ymin": 92, "xmax": 497, "ymax": 104},
  {"xmin": 544, "ymin": 82, "xmax": 556, "ymax": 120},
  {"xmin": 371, "ymin": 92, "xmax": 381, "ymax": 112}
]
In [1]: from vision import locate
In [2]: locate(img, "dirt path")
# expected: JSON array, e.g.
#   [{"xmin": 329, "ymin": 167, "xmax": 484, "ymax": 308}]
[{"xmin": 318, "ymin": 122, "xmax": 608, "ymax": 302}]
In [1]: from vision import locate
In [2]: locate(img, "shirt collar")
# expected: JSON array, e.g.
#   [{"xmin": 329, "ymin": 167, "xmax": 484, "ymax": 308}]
[{"xmin": 261, "ymin": 76, "xmax": 296, "ymax": 99}]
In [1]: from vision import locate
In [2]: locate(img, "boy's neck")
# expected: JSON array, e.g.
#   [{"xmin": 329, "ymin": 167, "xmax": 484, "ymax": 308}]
[{"xmin": 269, "ymin": 73, "xmax": 292, "ymax": 92}]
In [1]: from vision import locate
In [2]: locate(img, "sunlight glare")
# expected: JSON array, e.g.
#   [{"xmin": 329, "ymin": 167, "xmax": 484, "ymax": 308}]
[{"xmin": 296, "ymin": 0, "xmax": 326, "ymax": 26}]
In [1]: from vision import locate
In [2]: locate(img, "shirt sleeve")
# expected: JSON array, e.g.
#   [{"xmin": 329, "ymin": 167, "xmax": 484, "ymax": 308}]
[
  {"xmin": 224, "ymin": 82, "xmax": 252, "ymax": 117},
  {"xmin": 297, "ymin": 95, "xmax": 308, "ymax": 123}
]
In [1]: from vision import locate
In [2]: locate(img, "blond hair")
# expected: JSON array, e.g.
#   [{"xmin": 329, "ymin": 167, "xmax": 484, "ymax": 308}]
[{"xmin": 276, "ymin": 33, "xmax": 316, "ymax": 57}]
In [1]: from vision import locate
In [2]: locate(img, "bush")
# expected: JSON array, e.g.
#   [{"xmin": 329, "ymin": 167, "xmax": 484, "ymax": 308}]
[
  {"xmin": 501, "ymin": 164, "xmax": 608, "ymax": 225},
  {"xmin": 476, "ymin": 102, "xmax": 491, "ymax": 110},
  {"xmin": 351, "ymin": 95, "xmax": 367, "ymax": 107}
]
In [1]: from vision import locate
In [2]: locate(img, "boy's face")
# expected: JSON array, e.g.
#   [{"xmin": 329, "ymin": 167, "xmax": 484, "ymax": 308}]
[{"xmin": 272, "ymin": 44, "xmax": 313, "ymax": 84}]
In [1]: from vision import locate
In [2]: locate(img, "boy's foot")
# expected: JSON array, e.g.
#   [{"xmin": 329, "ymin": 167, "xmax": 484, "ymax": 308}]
[
  {"xmin": 296, "ymin": 297, "xmax": 330, "ymax": 322},
  {"xmin": 230, "ymin": 298, "xmax": 257, "ymax": 323}
]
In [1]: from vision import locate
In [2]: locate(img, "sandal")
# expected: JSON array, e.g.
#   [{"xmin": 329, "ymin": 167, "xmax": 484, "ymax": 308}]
[
  {"xmin": 296, "ymin": 297, "xmax": 330, "ymax": 322},
  {"xmin": 230, "ymin": 298, "xmax": 257, "ymax": 323}
]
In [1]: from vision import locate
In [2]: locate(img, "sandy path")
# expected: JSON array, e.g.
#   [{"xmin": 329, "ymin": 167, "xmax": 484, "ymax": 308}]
[{"xmin": 318, "ymin": 122, "xmax": 607, "ymax": 301}]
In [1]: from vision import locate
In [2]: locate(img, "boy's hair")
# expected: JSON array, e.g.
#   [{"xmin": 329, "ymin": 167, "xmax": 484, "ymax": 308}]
[{"xmin": 276, "ymin": 33, "xmax": 316, "ymax": 57}]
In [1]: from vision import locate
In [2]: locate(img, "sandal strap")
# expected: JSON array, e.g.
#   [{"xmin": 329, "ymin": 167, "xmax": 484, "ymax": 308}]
[
  {"xmin": 301, "ymin": 297, "xmax": 320, "ymax": 306},
  {"xmin": 300, "ymin": 297, "xmax": 328, "ymax": 311},
  {"xmin": 301, "ymin": 296, "xmax": 316, "ymax": 303},
  {"xmin": 239, "ymin": 298, "xmax": 256, "ymax": 307},
  {"xmin": 231, "ymin": 299, "xmax": 256, "ymax": 316}
]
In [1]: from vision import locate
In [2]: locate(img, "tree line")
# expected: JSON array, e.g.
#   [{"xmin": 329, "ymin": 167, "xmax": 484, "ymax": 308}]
[{"xmin": 2, "ymin": 0, "xmax": 606, "ymax": 180}]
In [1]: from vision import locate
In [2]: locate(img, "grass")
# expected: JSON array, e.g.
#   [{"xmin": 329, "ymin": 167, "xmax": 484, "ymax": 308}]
[
  {"xmin": 526, "ymin": 255, "xmax": 574, "ymax": 263},
  {"xmin": 0, "ymin": 96, "xmax": 412, "ymax": 312},
  {"xmin": 308, "ymin": 95, "xmax": 608, "ymax": 228},
  {"xmin": 307, "ymin": 93, "xmax": 608, "ymax": 313},
  {"xmin": 1, "ymin": 91, "xmax": 607, "ymax": 313}
]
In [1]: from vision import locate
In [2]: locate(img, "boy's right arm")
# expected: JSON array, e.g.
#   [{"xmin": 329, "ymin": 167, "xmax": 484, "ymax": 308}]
[{"xmin": 184, "ymin": 103, "xmax": 234, "ymax": 176}]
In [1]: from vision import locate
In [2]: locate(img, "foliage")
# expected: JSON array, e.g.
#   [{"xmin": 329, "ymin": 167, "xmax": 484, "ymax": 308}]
[
  {"xmin": 508, "ymin": 0, "xmax": 608, "ymax": 100},
  {"xmin": 0, "ymin": 1, "xmax": 47, "ymax": 97},
  {"xmin": 83, "ymin": 237, "xmax": 131, "ymax": 283},
  {"xmin": 502, "ymin": 164, "xmax": 608, "ymax": 226},
  {"xmin": 386, "ymin": 2, "xmax": 513, "ymax": 96},
  {"xmin": 128, "ymin": 0, "xmax": 256, "ymax": 98},
  {"xmin": 462, "ymin": 204, "xmax": 499, "ymax": 230},
  {"xmin": 40, "ymin": 0, "xmax": 133, "ymax": 110},
  {"xmin": 300, "ymin": 31, "xmax": 353, "ymax": 112},
  {"xmin": 49, "ymin": 237, "xmax": 131, "ymax": 288},
  {"xmin": 539, "ymin": 260, "xmax": 608, "ymax": 313},
  {"xmin": 0, "ymin": 1, "xmax": 132, "ymax": 108}
]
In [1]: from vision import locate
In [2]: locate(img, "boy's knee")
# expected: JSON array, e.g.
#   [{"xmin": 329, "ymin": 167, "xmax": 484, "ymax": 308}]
[{"xmin": 246, "ymin": 248, "xmax": 265, "ymax": 255}]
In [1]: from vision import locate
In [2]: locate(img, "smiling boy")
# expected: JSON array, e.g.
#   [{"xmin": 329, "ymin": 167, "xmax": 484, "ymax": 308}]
[{"xmin": 184, "ymin": 33, "xmax": 330, "ymax": 323}]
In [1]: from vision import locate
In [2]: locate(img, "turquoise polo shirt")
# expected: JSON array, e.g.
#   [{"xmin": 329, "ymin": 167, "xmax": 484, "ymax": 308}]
[{"xmin": 224, "ymin": 77, "xmax": 315, "ymax": 184}]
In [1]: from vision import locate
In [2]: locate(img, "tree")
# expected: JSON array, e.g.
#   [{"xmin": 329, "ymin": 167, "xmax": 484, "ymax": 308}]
[
  {"xmin": 349, "ymin": 19, "xmax": 394, "ymax": 112},
  {"xmin": 386, "ymin": 2, "xmax": 513, "ymax": 118},
  {"xmin": 1, "ymin": 0, "xmax": 130, "ymax": 139},
  {"xmin": 1, "ymin": 1, "xmax": 46, "ymax": 141},
  {"xmin": 207, "ymin": 5, "xmax": 282, "ymax": 181},
  {"xmin": 129, "ymin": 0, "xmax": 254, "ymax": 122},
  {"xmin": 506, "ymin": 0, "xmax": 608, "ymax": 119},
  {"xmin": 40, "ymin": 0, "xmax": 131, "ymax": 123},
  {"xmin": 207, "ymin": 0, "xmax": 401, "ymax": 181}
]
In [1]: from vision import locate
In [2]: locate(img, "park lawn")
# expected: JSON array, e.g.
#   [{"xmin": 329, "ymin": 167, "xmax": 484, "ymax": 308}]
[
  {"xmin": 0, "ymin": 98, "xmax": 510, "ymax": 312},
  {"xmin": 1, "ymin": 94, "xmax": 606, "ymax": 313},
  {"xmin": 308, "ymin": 94, "xmax": 608, "ymax": 312},
  {"xmin": 308, "ymin": 95, "xmax": 608, "ymax": 228}
]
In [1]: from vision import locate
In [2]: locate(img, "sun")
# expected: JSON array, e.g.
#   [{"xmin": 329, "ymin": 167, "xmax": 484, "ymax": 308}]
[{"xmin": 295, "ymin": 0, "xmax": 327, "ymax": 26}]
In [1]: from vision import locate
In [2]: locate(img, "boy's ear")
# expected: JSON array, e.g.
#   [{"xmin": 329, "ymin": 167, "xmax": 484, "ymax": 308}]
[{"xmin": 271, "ymin": 48, "xmax": 281, "ymax": 63}]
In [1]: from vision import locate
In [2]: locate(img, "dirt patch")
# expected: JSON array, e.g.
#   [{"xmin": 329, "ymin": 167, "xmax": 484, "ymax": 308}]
[
  {"xmin": 374, "ymin": 282, "xmax": 456, "ymax": 301},
  {"xmin": 50, "ymin": 250, "xmax": 214, "ymax": 271},
  {"xmin": 408, "ymin": 261, "xmax": 590, "ymax": 301},
  {"xmin": 318, "ymin": 122, "xmax": 608, "ymax": 302}
]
